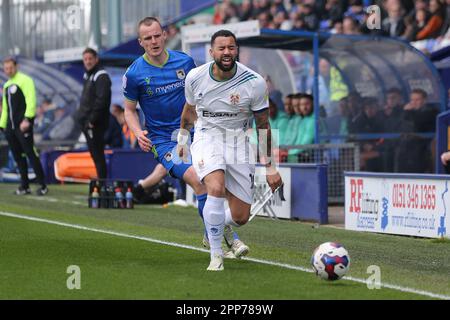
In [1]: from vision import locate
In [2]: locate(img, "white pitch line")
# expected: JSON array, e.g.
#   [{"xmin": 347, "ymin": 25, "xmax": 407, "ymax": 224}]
[{"xmin": 1, "ymin": 211, "xmax": 449, "ymax": 300}]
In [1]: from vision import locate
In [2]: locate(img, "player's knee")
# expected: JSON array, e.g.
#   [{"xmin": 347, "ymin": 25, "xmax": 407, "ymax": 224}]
[
  {"xmin": 234, "ymin": 216, "xmax": 249, "ymax": 226},
  {"xmin": 191, "ymin": 180, "xmax": 206, "ymax": 195},
  {"xmin": 207, "ymin": 184, "xmax": 226, "ymax": 197}
]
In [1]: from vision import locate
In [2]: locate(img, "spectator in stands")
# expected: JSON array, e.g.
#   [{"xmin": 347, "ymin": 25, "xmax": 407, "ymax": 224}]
[
  {"xmin": 416, "ymin": 0, "xmax": 445, "ymax": 40},
  {"xmin": 352, "ymin": 97, "xmax": 383, "ymax": 134},
  {"xmin": 404, "ymin": 8, "xmax": 429, "ymax": 41},
  {"xmin": 301, "ymin": 4, "xmax": 320, "ymax": 31},
  {"xmin": 293, "ymin": 93, "xmax": 317, "ymax": 162},
  {"xmin": 239, "ymin": 0, "xmax": 256, "ymax": 21},
  {"xmin": 376, "ymin": 88, "xmax": 404, "ymax": 172},
  {"xmin": 104, "ymin": 104, "xmax": 123, "ymax": 148},
  {"xmin": 307, "ymin": 59, "xmax": 331, "ymax": 114},
  {"xmin": 265, "ymin": 75, "xmax": 284, "ymax": 112},
  {"xmin": 287, "ymin": 94, "xmax": 308, "ymax": 162},
  {"xmin": 356, "ymin": 98, "xmax": 384, "ymax": 171},
  {"xmin": 321, "ymin": 0, "xmax": 344, "ymax": 30},
  {"xmin": 252, "ymin": 98, "xmax": 289, "ymax": 162},
  {"xmin": 273, "ymin": 10, "xmax": 289, "ymax": 29},
  {"xmin": 213, "ymin": 0, "xmax": 239, "ymax": 25},
  {"xmin": 344, "ymin": 0, "xmax": 366, "ymax": 25},
  {"xmin": 440, "ymin": 151, "xmax": 450, "ymax": 174},
  {"xmin": 346, "ymin": 92, "xmax": 364, "ymax": 134},
  {"xmin": 343, "ymin": 16, "xmax": 362, "ymax": 34},
  {"xmin": 34, "ymin": 98, "xmax": 55, "ymax": 136},
  {"xmin": 396, "ymin": 89, "xmax": 439, "ymax": 173},
  {"xmin": 254, "ymin": 0, "xmax": 271, "ymax": 17},
  {"xmin": 330, "ymin": 19, "xmax": 344, "ymax": 34},
  {"xmin": 270, "ymin": 0, "xmax": 287, "ymax": 16},
  {"xmin": 165, "ymin": 24, "xmax": 182, "ymax": 51},
  {"xmin": 402, "ymin": 89, "xmax": 438, "ymax": 133},
  {"xmin": 439, "ymin": 0, "xmax": 450, "ymax": 37},
  {"xmin": 283, "ymin": 94, "xmax": 294, "ymax": 116},
  {"xmin": 75, "ymin": 48, "xmax": 112, "ymax": 180},
  {"xmin": 337, "ymin": 96, "xmax": 349, "ymax": 136},
  {"xmin": 292, "ymin": 14, "xmax": 308, "ymax": 31},
  {"xmin": 111, "ymin": 103, "xmax": 137, "ymax": 149},
  {"xmin": 382, "ymin": 0, "xmax": 406, "ymax": 37},
  {"xmin": 42, "ymin": 105, "xmax": 77, "ymax": 141},
  {"xmin": 378, "ymin": 88, "xmax": 404, "ymax": 131},
  {"xmin": 258, "ymin": 11, "xmax": 273, "ymax": 28},
  {"xmin": 280, "ymin": 93, "xmax": 301, "ymax": 162}
]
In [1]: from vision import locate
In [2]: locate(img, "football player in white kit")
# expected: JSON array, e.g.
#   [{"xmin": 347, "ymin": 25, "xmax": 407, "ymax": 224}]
[{"xmin": 177, "ymin": 30, "xmax": 283, "ymax": 271}]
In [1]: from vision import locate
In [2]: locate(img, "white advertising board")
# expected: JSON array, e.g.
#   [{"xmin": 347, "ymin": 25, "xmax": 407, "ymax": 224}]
[{"xmin": 345, "ymin": 174, "xmax": 449, "ymax": 239}]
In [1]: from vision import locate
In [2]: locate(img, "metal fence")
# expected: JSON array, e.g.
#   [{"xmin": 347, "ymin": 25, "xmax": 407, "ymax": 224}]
[{"xmin": 284, "ymin": 143, "xmax": 360, "ymax": 203}]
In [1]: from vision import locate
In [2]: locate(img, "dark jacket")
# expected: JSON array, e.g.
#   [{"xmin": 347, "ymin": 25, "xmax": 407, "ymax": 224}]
[{"xmin": 76, "ymin": 64, "xmax": 111, "ymax": 131}]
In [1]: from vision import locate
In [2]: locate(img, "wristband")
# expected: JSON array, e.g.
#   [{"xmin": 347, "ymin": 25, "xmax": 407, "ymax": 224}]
[{"xmin": 177, "ymin": 129, "xmax": 190, "ymax": 145}]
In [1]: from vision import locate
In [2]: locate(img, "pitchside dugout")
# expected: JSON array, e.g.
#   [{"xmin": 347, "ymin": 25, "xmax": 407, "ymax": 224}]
[{"xmin": 181, "ymin": 21, "xmax": 445, "ymax": 222}]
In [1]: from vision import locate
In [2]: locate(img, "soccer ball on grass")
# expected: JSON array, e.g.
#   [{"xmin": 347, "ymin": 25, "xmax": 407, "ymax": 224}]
[{"xmin": 311, "ymin": 242, "xmax": 350, "ymax": 281}]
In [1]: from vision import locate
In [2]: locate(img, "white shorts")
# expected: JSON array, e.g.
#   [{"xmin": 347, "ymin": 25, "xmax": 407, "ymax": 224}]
[{"xmin": 191, "ymin": 129, "xmax": 256, "ymax": 204}]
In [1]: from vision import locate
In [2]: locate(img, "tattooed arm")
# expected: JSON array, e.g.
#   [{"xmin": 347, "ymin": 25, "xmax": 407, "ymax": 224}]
[
  {"xmin": 180, "ymin": 102, "xmax": 197, "ymax": 132},
  {"xmin": 253, "ymin": 109, "xmax": 283, "ymax": 192},
  {"xmin": 253, "ymin": 109, "xmax": 272, "ymax": 167}
]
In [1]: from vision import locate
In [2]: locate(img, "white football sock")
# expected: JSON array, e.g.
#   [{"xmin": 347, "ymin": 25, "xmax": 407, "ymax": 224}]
[
  {"xmin": 203, "ymin": 195, "xmax": 225, "ymax": 258},
  {"xmin": 225, "ymin": 208, "xmax": 240, "ymax": 227}
]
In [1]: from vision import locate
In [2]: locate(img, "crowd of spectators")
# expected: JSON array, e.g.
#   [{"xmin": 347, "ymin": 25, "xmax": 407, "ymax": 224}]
[
  {"xmin": 268, "ymin": 84, "xmax": 438, "ymax": 173},
  {"xmin": 212, "ymin": 0, "xmax": 449, "ymax": 43}
]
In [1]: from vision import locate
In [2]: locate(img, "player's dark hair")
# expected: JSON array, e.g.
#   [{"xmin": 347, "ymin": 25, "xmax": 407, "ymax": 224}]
[
  {"xmin": 211, "ymin": 29, "xmax": 238, "ymax": 46},
  {"xmin": 83, "ymin": 48, "xmax": 98, "ymax": 57},
  {"xmin": 138, "ymin": 17, "xmax": 163, "ymax": 35}
]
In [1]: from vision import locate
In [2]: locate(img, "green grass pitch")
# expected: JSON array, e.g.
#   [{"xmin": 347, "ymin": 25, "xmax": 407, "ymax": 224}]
[{"xmin": 0, "ymin": 183, "xmax": 449, "ymax": 299}]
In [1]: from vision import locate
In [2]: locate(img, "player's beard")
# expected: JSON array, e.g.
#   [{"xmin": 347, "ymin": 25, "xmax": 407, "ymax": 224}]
[{"xmin": 215, "ymin": 56, "xmax": 236, "ymax": 72}]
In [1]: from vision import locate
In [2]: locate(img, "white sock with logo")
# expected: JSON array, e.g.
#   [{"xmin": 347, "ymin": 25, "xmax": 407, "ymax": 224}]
[{"xmin": 203, "ymin": 195, "xmax": 225, "ymax": 259}]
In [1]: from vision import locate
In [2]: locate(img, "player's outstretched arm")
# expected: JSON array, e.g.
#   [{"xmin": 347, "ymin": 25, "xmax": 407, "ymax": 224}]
[
  {"xmin": 124, "ymin": 99, "xmax": 151, "ymax": 152},
  {"xmin": 254, "ymin": 109, "xmax": 283, "ymax": 192},
  {"xmin": 177, "ymin": 103, "xmax": 197, "ymax": 160}
]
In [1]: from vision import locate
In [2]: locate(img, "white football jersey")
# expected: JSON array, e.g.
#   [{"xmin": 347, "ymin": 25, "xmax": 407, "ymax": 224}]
[{"xmin": 185, "ymin": 61, "xmax": 269, "ymax": 132}]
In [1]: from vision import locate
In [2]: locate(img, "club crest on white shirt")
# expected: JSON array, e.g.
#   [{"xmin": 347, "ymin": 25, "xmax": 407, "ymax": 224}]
[
  {"xmin": 176, "ymin": 69, "xmax": 186, "ymax": 80},
  {"xmin": 230, "ymin": 93, "xmax": 240, "ymax": 106}
]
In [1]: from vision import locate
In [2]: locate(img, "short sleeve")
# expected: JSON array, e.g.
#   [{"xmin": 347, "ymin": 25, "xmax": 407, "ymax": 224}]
[
  {"xmin": 123, "ymin": 68, "xmax": 138, "ymax": 102},
  {"xmin": 184, "ymin": 70, "xmax": 195, "ymax": 106},
  {"xmin": 251, "ymin": 77, "xmax": 269, "ymax": 112}
]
